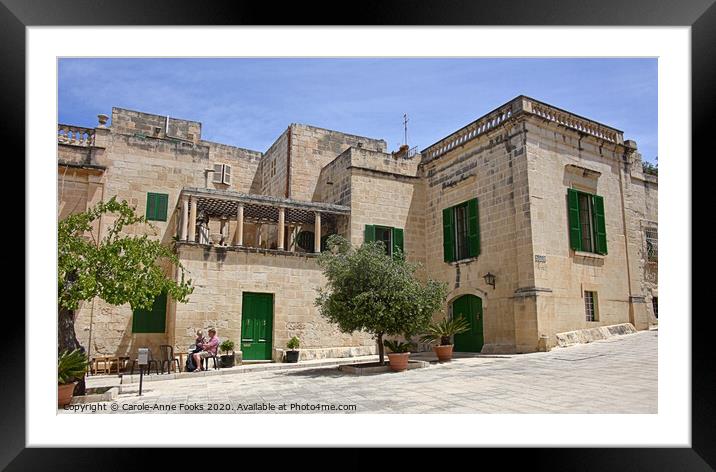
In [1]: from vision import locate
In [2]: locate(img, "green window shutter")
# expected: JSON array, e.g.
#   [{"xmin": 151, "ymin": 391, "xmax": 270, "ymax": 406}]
[
  {"xmin": 442, "ymin": 207, "xmax": 455, "ymax": 262},
  {"xmin": 467, "ymin": 198, "xmax": 481, "ymax": 258},
  {"xmin": 592, "ymin": 194, "xmax": 608, "ymax": 255},
  {"xmin": 364, "ymin": 225, "xmax": 376, "ymax": 244},
  {"xmin": 146, "ymin": 193, "xmax": 157, "ymax": 220},
  {"xmin": 392, "ymin": 227, "xmax": 404, "ymax": 258},
  {"xmin": 156, "ymin": 194, "xmax": 168, "ymax": 222},
  {"xmin": 146, "ymin": 193, "xmax": 169, "ymax": 221},
  {"xmin": 567, "ymin": 189, "xmax": 582, "ymax": 251},
  {"xmin": 132, "ymin": 292, "xmax": 167, "ymax": 333}
]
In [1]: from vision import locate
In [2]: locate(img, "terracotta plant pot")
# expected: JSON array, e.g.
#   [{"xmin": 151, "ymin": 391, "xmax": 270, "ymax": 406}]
[
  {"xmin": 387, "ymin": 352, "xmax": 411, "ymax": 372},
  {"xmin": 433, "ymin": 344, "xmax": 454, "ymax": 362},
  {"xmin": 58, "ymin": 382, "xmax": 76, "ymax": 407}
]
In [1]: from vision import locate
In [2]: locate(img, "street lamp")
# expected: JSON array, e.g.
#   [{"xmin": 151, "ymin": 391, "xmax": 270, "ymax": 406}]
[{"xmin": 483, "ymin": 272, "xmax": 496, "ymax": 289}]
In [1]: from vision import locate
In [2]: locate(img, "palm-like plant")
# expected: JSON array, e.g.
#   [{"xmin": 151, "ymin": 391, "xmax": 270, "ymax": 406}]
[
  {"xmin": 383, "ymin": 339, "xmax": 415, "ymax": 353},
  {"xmin": 58, "ymin": 349, "xmax": 89, "ymax": 385},
  {"xmin": 420, "ymin": 315, "xmax": 471, "ymax": 346}
]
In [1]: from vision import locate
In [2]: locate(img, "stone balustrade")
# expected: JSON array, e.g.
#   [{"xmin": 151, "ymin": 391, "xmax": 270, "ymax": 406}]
[
  {"xmin": 421, "ymin": 96, "xmax": 624, "ymax": 163},
  {"xmin": 423, "ymin": 103, "xmax": 514, "ymax": 162},
  {"xmin": 58, "ymin": 124, "xmax": 95, "ymax": 147},
  {"xmin": 530, "ymin": 102, "xmax": 622, "ymax": 144}
]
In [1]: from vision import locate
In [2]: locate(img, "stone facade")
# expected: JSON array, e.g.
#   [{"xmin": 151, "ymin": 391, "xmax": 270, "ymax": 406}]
[{"xmin": 57, "ymin": 95, "xmax": 657, "ymax": 361}]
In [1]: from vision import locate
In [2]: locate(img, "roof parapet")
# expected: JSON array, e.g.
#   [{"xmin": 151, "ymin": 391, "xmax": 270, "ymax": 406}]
[{"xmin": 421, "ymin": 95, "xmax": 625, "ymax": 164}]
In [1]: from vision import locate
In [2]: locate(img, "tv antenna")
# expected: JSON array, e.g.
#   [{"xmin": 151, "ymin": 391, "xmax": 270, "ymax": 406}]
[{"xmin": 403, "ymin": 113, "xmax": 409, "ymax": 146}]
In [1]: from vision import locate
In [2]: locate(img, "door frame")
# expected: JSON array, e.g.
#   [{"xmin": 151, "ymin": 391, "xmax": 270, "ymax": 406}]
[{"xmin": 240, "ymin": 291, "xmax": 275, "ymax": 361}]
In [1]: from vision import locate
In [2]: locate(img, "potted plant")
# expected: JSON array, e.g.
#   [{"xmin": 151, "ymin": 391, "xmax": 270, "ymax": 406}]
[
  {"xmin": 219, "ymin": 340, "xmax": 236, "ymax": 368},
  {"xmin": 383, "ymin": 339, "xmax": 415, "ymax": 372},
  {"xmin": 285, "ymin": 336, "xmax": 300, "ymax": 363},
  {"xmin": 58, "ymin": 349, "xmax": 89, "ymax": 407},
  {"xmin": 420, "ymin": 315, "xmax": 471, "ymax": 362}
]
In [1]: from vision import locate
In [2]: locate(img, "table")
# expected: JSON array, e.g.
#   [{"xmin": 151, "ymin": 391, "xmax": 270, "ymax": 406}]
[
  {"xmin": 91, "ymin": 356, "xmax": 130, "ymax": 375},
  {"xmin": 175, "ymin": 352, "xmax": 187, "ymax": 372}
]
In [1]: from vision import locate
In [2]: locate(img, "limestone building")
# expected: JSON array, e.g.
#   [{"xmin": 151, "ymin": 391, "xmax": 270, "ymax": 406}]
[{"xmin": 57, "ymin": 95, "xmax": 658, "ymax": 361}]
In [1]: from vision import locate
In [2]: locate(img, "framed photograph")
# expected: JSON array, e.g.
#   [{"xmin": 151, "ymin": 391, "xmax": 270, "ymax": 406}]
[{"xmin": 7, "ymin": 0, "xmax": 707, "ymax": 466}]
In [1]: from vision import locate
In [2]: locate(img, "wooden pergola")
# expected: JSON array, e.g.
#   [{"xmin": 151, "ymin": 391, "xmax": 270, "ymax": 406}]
[{"xmin": 176, "ymin": 187, "xmax": 350, "ymax": 252}]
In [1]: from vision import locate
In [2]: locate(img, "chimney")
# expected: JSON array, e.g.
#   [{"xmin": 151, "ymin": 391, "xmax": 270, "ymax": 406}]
[{"xmin": 392, "ymin": 144, "xmax": 410, "ymax": 159}]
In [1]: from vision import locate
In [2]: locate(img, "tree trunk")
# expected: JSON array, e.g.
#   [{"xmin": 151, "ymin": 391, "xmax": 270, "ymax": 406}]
[
  {"xmin": 377, "ymin": 332, "xmax": 384, "ymax": 365},
  {"xmin": 58, "ymin": 306, "xmax": 86, "ymax": 396}
]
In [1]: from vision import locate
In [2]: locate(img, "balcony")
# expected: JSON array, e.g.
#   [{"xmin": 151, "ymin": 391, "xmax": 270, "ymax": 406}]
[
  {"xmin": 175, "ymin": 187, "xmax": 350, "ymax": 255},
  {"xmin": 58, "ymin": 124, "xmax": 96, "ymax": 147}
]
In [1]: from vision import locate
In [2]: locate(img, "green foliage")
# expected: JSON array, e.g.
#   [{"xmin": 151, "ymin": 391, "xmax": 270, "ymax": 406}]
[
  {"xmin": 383, "ymin": 339, "xmax": 415, "ymax": 353},
  {"xmin": 287, "ymin": 336, "xmax": 300, "ymax": 350},
  {"xmin": 420, "ymin": 315, "xmax": 471, "ymax": 346},
  {"xmin": 219, "ymin": 340, "xmax": 235, "ymax": 354},
  {"xmin": 315, "ymin": 235, "xmax": 447, "ymax": 341},
  {"xmin": 58, "ymin": 349, "xmax": 89, "ymax": 384},
  {"xmin": 58, "ymin": 196, "xmax": 194, "ymax": 312},
  {"xmin": 642, "ymin": 161, "xmax": 658, "ymax": 176}
]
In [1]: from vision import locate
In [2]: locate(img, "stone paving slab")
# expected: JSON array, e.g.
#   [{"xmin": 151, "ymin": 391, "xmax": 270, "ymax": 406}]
[{"xmin": 62, "ymin": 330, "xmax": 657, "ymax": 414}]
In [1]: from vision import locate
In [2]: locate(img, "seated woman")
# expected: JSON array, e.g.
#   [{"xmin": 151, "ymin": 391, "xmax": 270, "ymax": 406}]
[
  {"xmin": 186, "ymin": 330, "xmax": 205, "ymax": 372},
  {"xmin": 192, "ymin": 328, "xmax": 220, "ymax": 372}
]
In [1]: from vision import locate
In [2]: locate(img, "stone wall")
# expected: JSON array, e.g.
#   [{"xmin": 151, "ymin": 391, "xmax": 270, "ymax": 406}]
[
  {"xmin": 421, "ymin": 119, "xmax": 535, "ymax": 353},
  {"xmin": 110, "ymin": 107, "xmax": 202, "ymax": 144},
  {"xmin": 174, "ymin": 244, "xmax": 376, "ymax": 358},
  {"xmin": 524, "ymin": 115, "xmax": 645, "ymax": 347},
  {"xmin": 260, "ymin": 127, "xmax": 290, "ymax": 197},
  {"xmin": 290, "ymin": 124, "xmax": 387, "ymax": 202},
  {"xmin": 626, "ymin": 152, "xmax": 659, "ymax": 325},
  {"xmin": 67, "ymin": 108, "xmax": 264, "ymax": 358}
]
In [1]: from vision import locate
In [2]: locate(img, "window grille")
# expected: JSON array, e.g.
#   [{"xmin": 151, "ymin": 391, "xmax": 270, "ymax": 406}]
[
  {"xmin": 645, "ymin": 228, "xmax": 658, "ymax": 262},
  {"xmin": 584, "ymin": 291, "xmax": 597, "ymax": 322}
]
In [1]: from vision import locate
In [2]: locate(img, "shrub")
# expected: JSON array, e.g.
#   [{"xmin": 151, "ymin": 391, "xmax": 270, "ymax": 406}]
[
  {"xmin": 287, "ymin": 336, "xmax": 300, "ymax": 350},
  {"xmin": 316, "ymin": 235, "xmax": 447, "ymax": 364},
  {"xmin": 219, "ymin": 340, "xmax": 235, "ymax": 354}
]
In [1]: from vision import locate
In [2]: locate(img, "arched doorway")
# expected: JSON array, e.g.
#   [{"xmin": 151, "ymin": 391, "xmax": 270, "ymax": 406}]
[{"xmin": 451, "ymin": 294, "xmax": 484, "ymax": 352}]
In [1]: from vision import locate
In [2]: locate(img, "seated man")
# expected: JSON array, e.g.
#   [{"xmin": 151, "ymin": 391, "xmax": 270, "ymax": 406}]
[{"xmin": 192, "ymin": 328, "xmax": 219, "ymax": 371}]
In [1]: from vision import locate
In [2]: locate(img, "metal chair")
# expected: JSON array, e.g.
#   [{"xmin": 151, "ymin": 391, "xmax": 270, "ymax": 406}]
[
  {"xmin": 202, "ymin": 349, "xmax": 221, "ymax": 370},
  {"xmin": 129, "ymin": 348, "xmax": 161, "ymax": 375},
  {"xmin": 159, "ymin": 345, "xmax": 181, "ymax": 374}
]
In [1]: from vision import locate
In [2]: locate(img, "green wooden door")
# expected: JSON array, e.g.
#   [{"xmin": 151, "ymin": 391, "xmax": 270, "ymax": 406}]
[
  {"xmin": 452, "ymin": 294, "xmax": 484, "ymax": 352},
  {"xmin": 241, "ymin": 292, "xmax": 274, "ymax": 360}
]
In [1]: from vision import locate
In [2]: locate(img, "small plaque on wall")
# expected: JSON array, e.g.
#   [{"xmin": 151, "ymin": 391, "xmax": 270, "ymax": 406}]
[{"xmin": 535, "ymin": 255, "xmax": 547, "ymax": 263}]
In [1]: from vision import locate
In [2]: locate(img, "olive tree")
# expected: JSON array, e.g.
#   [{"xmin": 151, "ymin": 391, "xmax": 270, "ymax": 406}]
[
  {"xmin": 315, "ymin": 235, "xmax": 447, "ymax": 364},
  {"xmin": 58, "ymin": 197, "xmax": 193, "ymax": 393}
]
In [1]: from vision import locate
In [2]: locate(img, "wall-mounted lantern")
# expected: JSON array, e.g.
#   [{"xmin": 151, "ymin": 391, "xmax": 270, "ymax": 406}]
[{"xmin": 483, "ymin": 272, "xmax": 496, "ymax": 289}]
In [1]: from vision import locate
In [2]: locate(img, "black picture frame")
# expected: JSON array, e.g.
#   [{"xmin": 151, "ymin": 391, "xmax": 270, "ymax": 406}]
[{"xmin": 5, "ymin": 0, "xmax": 706, "ymax": 467}]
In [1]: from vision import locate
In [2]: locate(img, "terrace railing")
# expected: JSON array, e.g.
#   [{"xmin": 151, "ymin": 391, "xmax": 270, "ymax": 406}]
[{"xmin": 58, "ymin": 124, "xmax": 95, "ymax": 147}]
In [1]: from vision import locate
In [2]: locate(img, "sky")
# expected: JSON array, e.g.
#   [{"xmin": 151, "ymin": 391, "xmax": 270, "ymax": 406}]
[{"xmin": 58, "ymin": 58, "xmax": 657, "ymax": 163}]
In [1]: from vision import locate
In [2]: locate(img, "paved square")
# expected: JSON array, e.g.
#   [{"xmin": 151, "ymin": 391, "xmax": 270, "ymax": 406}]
[{"xmin": 78, "ymin": 330, "xmax": 657, "ymax": 414}]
